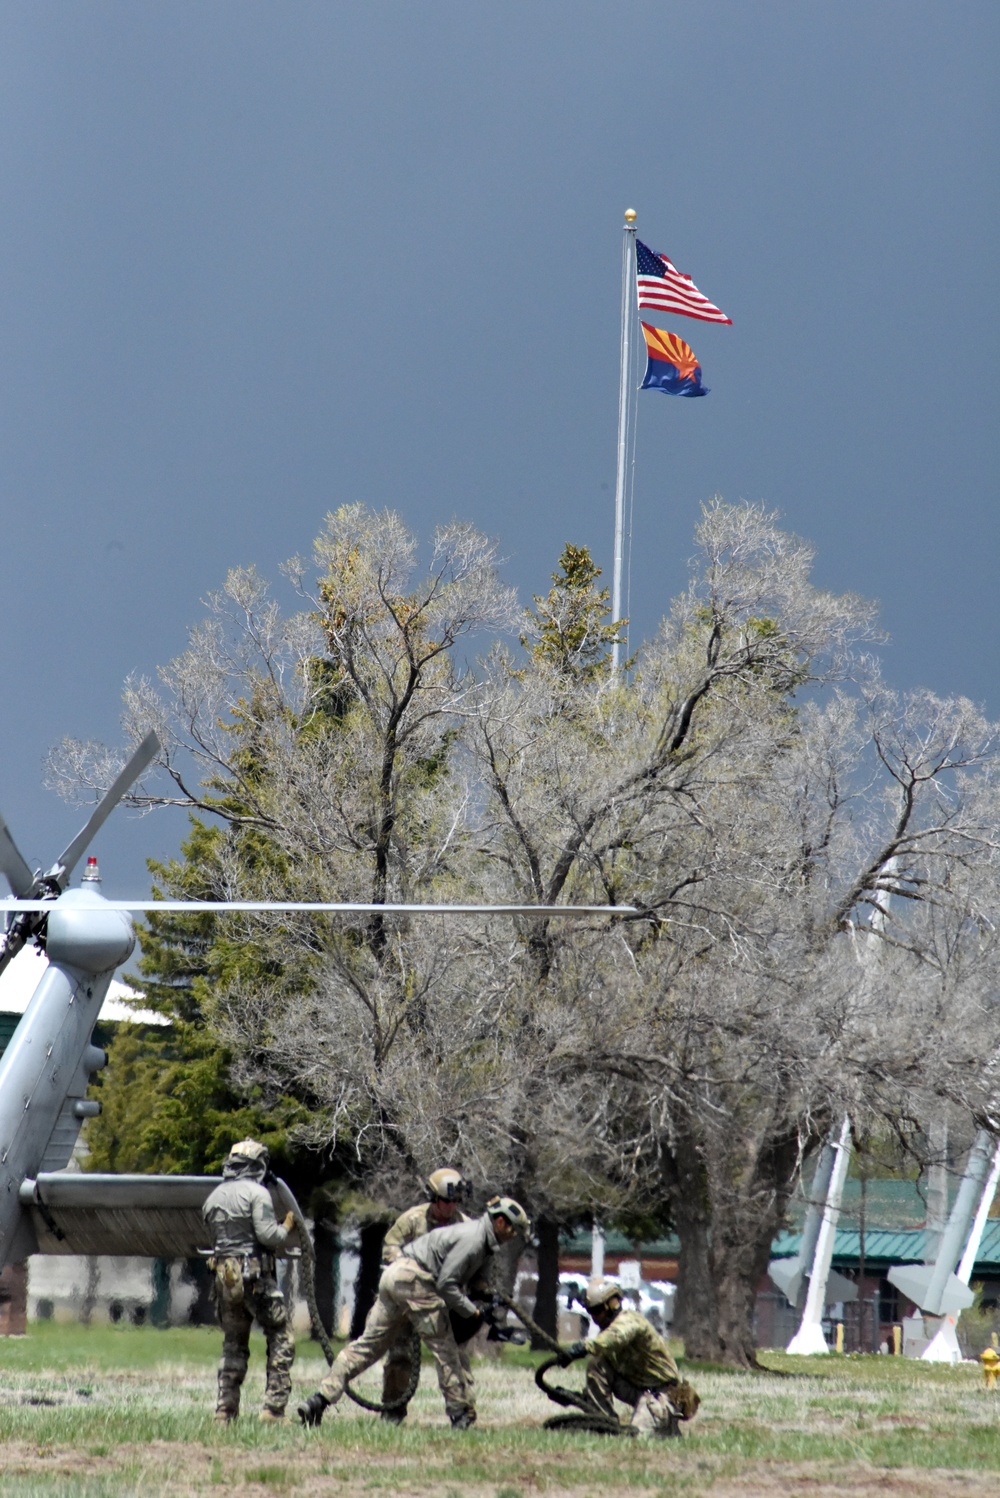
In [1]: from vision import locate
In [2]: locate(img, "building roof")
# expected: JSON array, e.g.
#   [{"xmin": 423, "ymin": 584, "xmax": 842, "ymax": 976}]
[
  {"xmin": 561, "ymin": 1181, "xmax": 1000, "ymax": 1275},
  {"xmin": 561, "ymin": 1227, "xmax": 680, "ymax": 1259},
  {"xmin": 0, "ymin": 945, "xmax": 164, "ymax": 1026},
  {"xmin": 772, "ymin": 1216, "xmax": 1000, "ymax": 1274},
  {"xmin": 787, "ymin": 1176, "xmax": 949, "ymax": 1232}
]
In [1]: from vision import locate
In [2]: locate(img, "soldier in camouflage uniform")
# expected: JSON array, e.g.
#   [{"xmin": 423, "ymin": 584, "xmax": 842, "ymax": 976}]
[
  {"xmin": 379, "ymin": 1168, "xmax": 471, "ymax": 1424},
  {"xmin": 201, "ymin": 1139, "xmax": 296, "ymax": 1423},
  {"xmin": 561, "ymin": 1279, "xmax": 684, "ymax": 1436},
  {"xmin": 300, "ymin": 1196, "xmax": 531, "ymax": 1431}
]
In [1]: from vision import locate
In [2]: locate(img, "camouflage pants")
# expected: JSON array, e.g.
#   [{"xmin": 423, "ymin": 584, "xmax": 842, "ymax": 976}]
[
  {"xmin": 213, "ymin": 1263, "xmax": 295, "ymax": 1418},
  {"xmin": 382, "ymin": 1318, "xmax": 474, "ymax": 1415},
  {"xmin": 319, "ymin": 1257, "xmax": 472, "ymax": 1419},
  {"xmin": 585, "ymin": 1356, "xmax": 677, "ymax": 1436}
]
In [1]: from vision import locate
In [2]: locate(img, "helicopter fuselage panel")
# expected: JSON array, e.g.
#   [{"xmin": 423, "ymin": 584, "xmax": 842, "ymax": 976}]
[{"xmin": 0, "ymin": 889, "xmax": 132, "ymax": 1272}]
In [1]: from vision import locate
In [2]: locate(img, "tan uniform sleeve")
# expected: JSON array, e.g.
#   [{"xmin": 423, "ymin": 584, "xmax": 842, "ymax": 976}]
[
  {"xmin": 586, "ymin": 1310, "xmax": 678, "ymax": 1388},
  {"xmin": 586, "ymin": 1314, "xmax": 634, "ymax": 1358},
  {"xmin": 382, "ymin": 1205, "xmax": 430, "ymax": 1264}
]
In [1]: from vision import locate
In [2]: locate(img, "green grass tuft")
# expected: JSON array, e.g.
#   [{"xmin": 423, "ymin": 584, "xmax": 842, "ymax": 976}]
[{"xmin": 0, "ymin": 1326, "xmax": 998, "ymax": 1495}]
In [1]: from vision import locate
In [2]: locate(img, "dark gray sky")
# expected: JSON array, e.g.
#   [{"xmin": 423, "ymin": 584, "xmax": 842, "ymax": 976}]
[{"xmin": 1, "ymin": 2, "xmax": 997, "ymax": 895}]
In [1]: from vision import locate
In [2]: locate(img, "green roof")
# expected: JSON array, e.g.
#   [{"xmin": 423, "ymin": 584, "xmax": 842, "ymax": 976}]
[
  {"xmin": 561, "ymin": 1183, "xmax": 1000, "ymax": 1275},
  {"xmin": 772, "ymin": 1217, "xmax": 1000, "ymax": 1272},
  {"xmin": 0, "ymin": 1010, "xmax": 20, "ymax": 1058},
  {"xmin": 787, "ymin": 1177, "xmax": 946, "ymax": 1233},
  {"xmin": 561, "ymin": 1228, "xmax": 680, "ymax": 1258}
]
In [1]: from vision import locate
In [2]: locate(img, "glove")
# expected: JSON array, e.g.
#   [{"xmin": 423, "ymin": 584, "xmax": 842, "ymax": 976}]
[
  {"xmin": 486, "ymin": 1322, "xmax": 522, "ymax": 1344},
  {"xmin": 449, "ymin": 1308, "xmax": 485, "ymax": 1344},
  {"xmin": 282, "ymin": 1211, "xmax": 296, "ymax": 1232},
  {"xmin": 478, "ymin": 1296, "xmax": 517, "ymax": 1343},
  {"xmin": 489, "ymin": 1292, "xmax": 510, "ymax": 1324},
  {"xmin": 557, "ymin": 1340, "xmax": 588, "ymax": 1367},
  {"xmin": 474, "ymin": 1297, "xmax": 499, "ymax": 1328},
  {"xmin": 668, "ymin": 1380, "xmax": 701, "ymax": 1420},
  {"xmin": 297, "ymin": 1392, "xmax": 330, "ymax": 1428}
]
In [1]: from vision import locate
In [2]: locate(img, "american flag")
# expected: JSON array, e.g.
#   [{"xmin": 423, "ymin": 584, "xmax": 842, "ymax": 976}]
[{"xmin": 635, "ymin": 238, "xmax": 731, "ymax": 326}]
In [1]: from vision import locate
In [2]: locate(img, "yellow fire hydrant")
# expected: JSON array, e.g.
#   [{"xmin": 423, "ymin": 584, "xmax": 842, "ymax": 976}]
[{"xmin": 980, "ymin": 1347, "xmax": 1000, "ymax": 1389}]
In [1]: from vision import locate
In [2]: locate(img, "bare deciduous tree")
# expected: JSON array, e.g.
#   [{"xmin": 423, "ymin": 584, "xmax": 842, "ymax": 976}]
[{"xmin": 49, "ymin": 501, "xmax": 1000, "ymax": 1368}]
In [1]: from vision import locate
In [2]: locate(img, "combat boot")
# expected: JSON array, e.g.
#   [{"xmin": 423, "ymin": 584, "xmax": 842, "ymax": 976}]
[
  {"xmin": 298, "ymin": 1391, "xmax": 330, "ymax": 1428},
  {"xmin": 449, "ymin": 1408, "xmax": 476, "ymax": 1430},
  {"xmin": 259, "ymin": 1409, "xmax": 284, "ymax": 1423}
]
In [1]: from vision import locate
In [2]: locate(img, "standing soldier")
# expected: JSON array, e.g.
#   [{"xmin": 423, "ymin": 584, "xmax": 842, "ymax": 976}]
[
  {"xmin": 379, "ymin": 1168, "xmax": 470, "ymax": 1424},
  {"xmin": 299, "ymin": 1195, "xmax": 531, "ymax": 1431},
  {"xmin": 560, "ymin": 1279, "xmax": 694, "ymax": 1437},
  {"xmin": 202, "ymin": 1138, "xmax": 297, "ymax": 1424}
]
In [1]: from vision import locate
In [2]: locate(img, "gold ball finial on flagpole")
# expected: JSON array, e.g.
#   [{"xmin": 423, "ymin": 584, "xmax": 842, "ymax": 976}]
[{"xmin": 624, "ymin": 208, "xmax": 637, "ymax": 224}]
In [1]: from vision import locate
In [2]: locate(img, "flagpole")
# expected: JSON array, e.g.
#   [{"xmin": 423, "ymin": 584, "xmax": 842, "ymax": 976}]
[{"xmin": 612, "ymin": 208, "xmax": 638, "ymax": 672}]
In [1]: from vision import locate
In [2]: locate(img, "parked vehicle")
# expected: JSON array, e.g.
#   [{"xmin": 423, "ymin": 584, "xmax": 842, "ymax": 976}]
[{"xmin": 558, "ymin": 1272, "xmax": 676, "ymax": 1335}]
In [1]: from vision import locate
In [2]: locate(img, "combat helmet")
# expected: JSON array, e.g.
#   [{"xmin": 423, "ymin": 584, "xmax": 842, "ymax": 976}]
[
  {"xmin": 426, "ymin": 1167, "xmax": 469, "ymax": 1203},
  {"xmin": 583, "ymin": 1278, "xmax": 623, "ymax": 1313},
  {"xmin": 485, "ymin": 1195, "xmax": 532, "ymax": 1235},
  {"xmin": 223, "ymin": 1138, "xmax": 270, "ymax": 1179}
]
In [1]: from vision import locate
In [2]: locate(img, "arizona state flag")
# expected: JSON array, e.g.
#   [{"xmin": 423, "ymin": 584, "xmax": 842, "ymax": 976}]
[{"xmin": 639, "ymin": 322, "xmax": 709, "ymax": 397}]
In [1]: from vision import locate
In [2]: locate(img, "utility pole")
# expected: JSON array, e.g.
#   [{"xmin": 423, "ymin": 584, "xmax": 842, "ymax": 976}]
[{"xmin": 611, "ymin": 209, "xmax": 638, "ymax": 672}]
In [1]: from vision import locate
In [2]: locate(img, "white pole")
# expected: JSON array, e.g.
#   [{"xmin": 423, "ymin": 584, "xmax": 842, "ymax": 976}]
[
  {"xmin": 958, "ymin": 1137, "xmax": 1000, "ymax": 1284},
  {"xmin": 914, "ymin": 1129, "xmax": 994, "ymax": 1316},
  {"xmin": 917, "ymin": 1133, "xmax": 1000, "ymax": 1364},
  {"xmin": 786, "ymin": 1116, "xmax": 852, "ymax": 1355},
  {"xmin": 768, "ymin": 1136, "xmax": 838, "ymax": 1308},
  {"xmin": 591, "ymin": 1219, "xmax": 605, "ymax": 1281},
  {"xmin": 612, "ymin": 209, "xmax": 637, "ymax": 672}
]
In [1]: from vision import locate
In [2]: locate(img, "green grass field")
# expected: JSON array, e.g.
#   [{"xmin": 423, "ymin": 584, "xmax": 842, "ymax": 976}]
[{"xmin": 1, "ymin": 1323, "xmax": 999, "ymax": 1496}]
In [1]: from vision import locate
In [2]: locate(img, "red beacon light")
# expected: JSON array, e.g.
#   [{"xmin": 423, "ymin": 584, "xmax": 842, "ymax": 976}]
[{"xmin": 81, "ymin": 856, "xmax": 101, "ymax": 886}]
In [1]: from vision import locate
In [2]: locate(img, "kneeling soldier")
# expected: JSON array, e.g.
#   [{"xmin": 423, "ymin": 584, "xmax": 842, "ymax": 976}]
[
  {"xmin": 562, "ymin": 1279, "xmax": 690, "ymax": 1437},
  {"xmin": 379, "ymin": 1167, "xmax": 471, "ymax": 1424},
  {"xmin": 299, "ymin": 1195, "xmax": 530, "ymax": 1431},
  {"xmin": 202, "ymin": 1138, "xmax": 296, "ymax": 1423}
]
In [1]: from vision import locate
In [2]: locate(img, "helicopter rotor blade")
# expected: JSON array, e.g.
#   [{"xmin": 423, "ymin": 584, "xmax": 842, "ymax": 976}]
[
  {"xmin": 0, "ymin": 812, "xmax": 36, "ymax": 899},
  {"xmin": 46, "ymin": 731, "xmax": 161, "ymax": 888},
  {"xmin": 0, "ymin": 898, "xmax": 635, "ymax": 917}
]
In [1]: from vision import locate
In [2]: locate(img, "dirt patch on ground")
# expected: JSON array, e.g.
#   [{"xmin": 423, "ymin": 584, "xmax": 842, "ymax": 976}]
[
  {"xmin": 0, "ymin": 1439, "xmax": 991, "ymax": 1498},
  {"xmin": 706, "ymin": 1464, "xmax": 985, "ymax": 1497}
]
